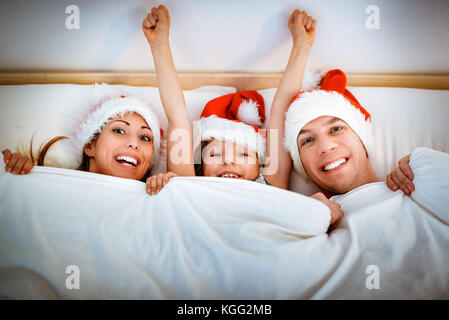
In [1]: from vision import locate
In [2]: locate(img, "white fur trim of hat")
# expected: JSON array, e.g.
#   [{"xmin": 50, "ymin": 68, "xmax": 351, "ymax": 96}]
[{"xmin": 197, "ymin": 115, "xmax": 266, "ymax": 164}]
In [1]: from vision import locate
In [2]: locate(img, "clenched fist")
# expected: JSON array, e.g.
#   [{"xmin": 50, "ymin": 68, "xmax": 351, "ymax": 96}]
[
  {"xmin": 142, "ymin": 4, "xmax": 170, "ymax": 45},
  {"xmin": 288, "ymin": 9, "xmax": 316, "ymax": 48}
]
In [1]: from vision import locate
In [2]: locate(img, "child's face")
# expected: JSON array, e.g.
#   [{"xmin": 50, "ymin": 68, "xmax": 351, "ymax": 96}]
[
  {"xmin": 202, "ymin": 139, "xmax": 260, "ymax": 180},
  {"xmin": 83, "ymin": 112, "xmax": 154, "ymax": 180}
]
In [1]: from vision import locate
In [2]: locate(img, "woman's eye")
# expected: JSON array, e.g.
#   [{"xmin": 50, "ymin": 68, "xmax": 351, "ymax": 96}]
[
  {"xmin": 112, "ymin": 128, "xmax": 125, "ymax": 134},
  {"xmin": 140, "ymin": 135, "xmax": 152, "ymax": 142}
]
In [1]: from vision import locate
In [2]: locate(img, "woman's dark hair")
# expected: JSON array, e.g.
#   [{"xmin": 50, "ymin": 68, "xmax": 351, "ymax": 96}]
[{"xmin": 19, "ymin": 135, "xmax": 68, "ymax": 166}]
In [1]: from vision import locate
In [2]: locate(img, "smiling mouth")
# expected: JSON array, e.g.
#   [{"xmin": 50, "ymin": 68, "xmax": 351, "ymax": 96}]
[
  {"xmin": 218, "ymin": 172, "xmax": 241, "ymax": 178},
  {"xmin": 115, "ymin": 155, "xmax": 139, "ymax": 167},
  {"xmin": 322, "ymin": 158, "xmax": 348, "ymax": 172}
]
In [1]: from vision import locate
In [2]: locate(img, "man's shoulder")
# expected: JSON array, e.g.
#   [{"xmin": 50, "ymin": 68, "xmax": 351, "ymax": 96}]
[{"xmin": 331, "ymin": 182, "xmax": 392, "ymax": 208}]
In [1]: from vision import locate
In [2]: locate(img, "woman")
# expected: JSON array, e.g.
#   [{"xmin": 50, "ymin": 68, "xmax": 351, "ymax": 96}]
[{"xmin": 2, "ymin": 84, "xmax": 162, "ymax": 182}]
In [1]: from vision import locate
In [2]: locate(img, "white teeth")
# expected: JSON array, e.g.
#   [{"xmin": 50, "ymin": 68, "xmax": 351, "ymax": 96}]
[
  {"xmin": 221, "ymin": 173, "xmax": 239, "ymax": 178},
  {"xmin": 116, "ymin": 155, "xmax": 138, "ymax": 166},
  {"xmin": 323, "ymin": 158, "xmax": 346, "ymax": 171}
]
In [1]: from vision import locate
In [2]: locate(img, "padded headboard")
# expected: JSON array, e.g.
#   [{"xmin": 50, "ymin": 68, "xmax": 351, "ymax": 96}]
[{"xmin": 1, "ymin": 72, "xmax": 449, "ymax": 90}]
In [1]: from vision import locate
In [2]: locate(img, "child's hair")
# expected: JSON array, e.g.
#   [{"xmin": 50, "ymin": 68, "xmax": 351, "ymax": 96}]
[{"xmin": 194, "ymin": 140, "xmax": 210, "ymax": 176}]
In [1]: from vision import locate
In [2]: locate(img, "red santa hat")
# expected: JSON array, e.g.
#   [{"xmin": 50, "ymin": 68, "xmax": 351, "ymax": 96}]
[
  {"xmin": 197, "ymin": 91, "xmax": 267, "ymax": 163},
  {"xmin": 284, "ymin": 69, "xmax": 374, "ymax": 179},
  {"xmin": 74, "ymin": 83, "xmax": 162, "ymax": 169}
]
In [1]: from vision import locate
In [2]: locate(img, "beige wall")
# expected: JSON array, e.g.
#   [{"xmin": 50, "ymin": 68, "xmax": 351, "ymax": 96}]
[{"xmin": 0, "ymin": 0, "xmax": 448, "ymax": 73}]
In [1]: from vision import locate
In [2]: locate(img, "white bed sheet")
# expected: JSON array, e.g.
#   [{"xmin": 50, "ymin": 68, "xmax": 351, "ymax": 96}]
[{"xmin": 0, "ymin": 148, "xmax": 448, "ymax": 299}]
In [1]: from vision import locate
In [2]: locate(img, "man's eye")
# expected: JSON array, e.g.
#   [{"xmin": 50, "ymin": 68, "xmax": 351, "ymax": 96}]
[
  {"xmin": 112, "ymin": 128, "xmax": 125, "ymax": 134},
  {"xmin": 302, "ymin": 137, "xmax": 314, "ymax": 146},
  {"xmin": 331, "ymin": 126, "xmax": 343, "ymax": 133},
  {"xmin": 140, "ymin": 135, "xmax": 152, "ymax": 142}
]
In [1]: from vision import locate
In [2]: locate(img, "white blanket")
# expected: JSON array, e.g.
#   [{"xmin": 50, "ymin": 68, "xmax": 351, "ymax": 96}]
[{"xmin": 0, "ymin": 148, "xmax": 448, "ymax": 299}]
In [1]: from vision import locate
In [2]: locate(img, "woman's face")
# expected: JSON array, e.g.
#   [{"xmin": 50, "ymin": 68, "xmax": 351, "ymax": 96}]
[
  {"xmin": 202, "ymin": 139, "xmax": 260, "ymax": 180},
  {"xmin": 83, "ymin": 112, "xmax": 154, "ymax": 180}
]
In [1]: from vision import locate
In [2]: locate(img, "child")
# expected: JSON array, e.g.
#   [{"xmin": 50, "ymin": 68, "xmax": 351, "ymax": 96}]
[
  {"xmin": 144, "ymin": 90, "xmax": 269, "ymax": 194},
  {"xmin": 143, "ymin": 6, "xmax": 343, "ymax": 232},
  {"xmin": 2, "ymin": 84, "xmax": 162, "ymax": 182},
  {"xmin": 142, "ymin": 6, "xmax": 267, "ymax": 188},
  {"xmin": 142, "ymin": 6, "xmax": 279, "ymax": 187}
]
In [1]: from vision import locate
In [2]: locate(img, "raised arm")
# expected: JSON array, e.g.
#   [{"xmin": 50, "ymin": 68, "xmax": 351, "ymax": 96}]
[
  {"xmin": 142, "ymin": 5, "xmax": 195, "ymax": 176},
  {"xmin": 263, "ymin": 10, "xmax": 316, "ymax": 189}
]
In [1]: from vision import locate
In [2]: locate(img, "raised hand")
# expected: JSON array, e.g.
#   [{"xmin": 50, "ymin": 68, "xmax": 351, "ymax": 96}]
[
  {"xmin": 288, "ymin": 9, "xmax": 316, "ymax": 48},
  {"xmin": 142, "ymin": 4, "xmax": 170, "ymax": 45}
]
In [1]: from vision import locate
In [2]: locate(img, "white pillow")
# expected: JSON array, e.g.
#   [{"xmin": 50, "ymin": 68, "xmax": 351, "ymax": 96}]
[
  {"xmin": 350, "ymin": 86, "xmax": 449, "ymax": 185},
  {"xmin": 0, "ymin": 84, "xmax": 236, "ymax": 174},
  {"xmin": 409, "ymin": 147, "xmax": 449, "ymax": 223},
  {"xmin": 2, "ymin": 84, "xmax": 448, "ymax": 195},
  {"xmin": 258, "ymin": 87, "xmax": 449, "ymax": 195}
]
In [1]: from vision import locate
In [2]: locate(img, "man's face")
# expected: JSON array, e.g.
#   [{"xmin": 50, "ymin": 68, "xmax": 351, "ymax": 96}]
[{"xmin": 297, "ymin": 116, "xmax": 376, "ymax": 195}]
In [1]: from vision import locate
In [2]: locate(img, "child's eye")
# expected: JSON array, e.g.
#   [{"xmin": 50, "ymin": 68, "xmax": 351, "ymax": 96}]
[
  {"xmin": 112, "ymin": 128, "xmax": 125, "ymax": 134},
  {"xmin": 140, "ymin": 135, "xmax": 152, "ymax": 142}
]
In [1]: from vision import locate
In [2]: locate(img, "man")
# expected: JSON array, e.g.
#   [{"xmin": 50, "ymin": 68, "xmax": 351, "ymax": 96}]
[
  {"xmin": 284, "ymin": 69, "xmax": 379, "ymax": 198},
  {"xmin": 281, "ymin": 70, "xmax": 449, "ymax": 298},
  {"xmin": 283, "ymin": 68, "xmax": 448, "ymax": 224}
]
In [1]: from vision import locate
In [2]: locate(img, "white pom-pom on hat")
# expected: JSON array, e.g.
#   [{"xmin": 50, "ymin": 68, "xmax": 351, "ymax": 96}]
[{"xmin": 236, "ymin": 99, "xmax": 263, "ymax": 127}]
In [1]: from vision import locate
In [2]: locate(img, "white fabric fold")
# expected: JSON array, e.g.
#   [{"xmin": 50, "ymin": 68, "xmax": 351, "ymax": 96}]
[{"xmin": 0, "ymin": 147, "xmax": 448, "ymax": 299}]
